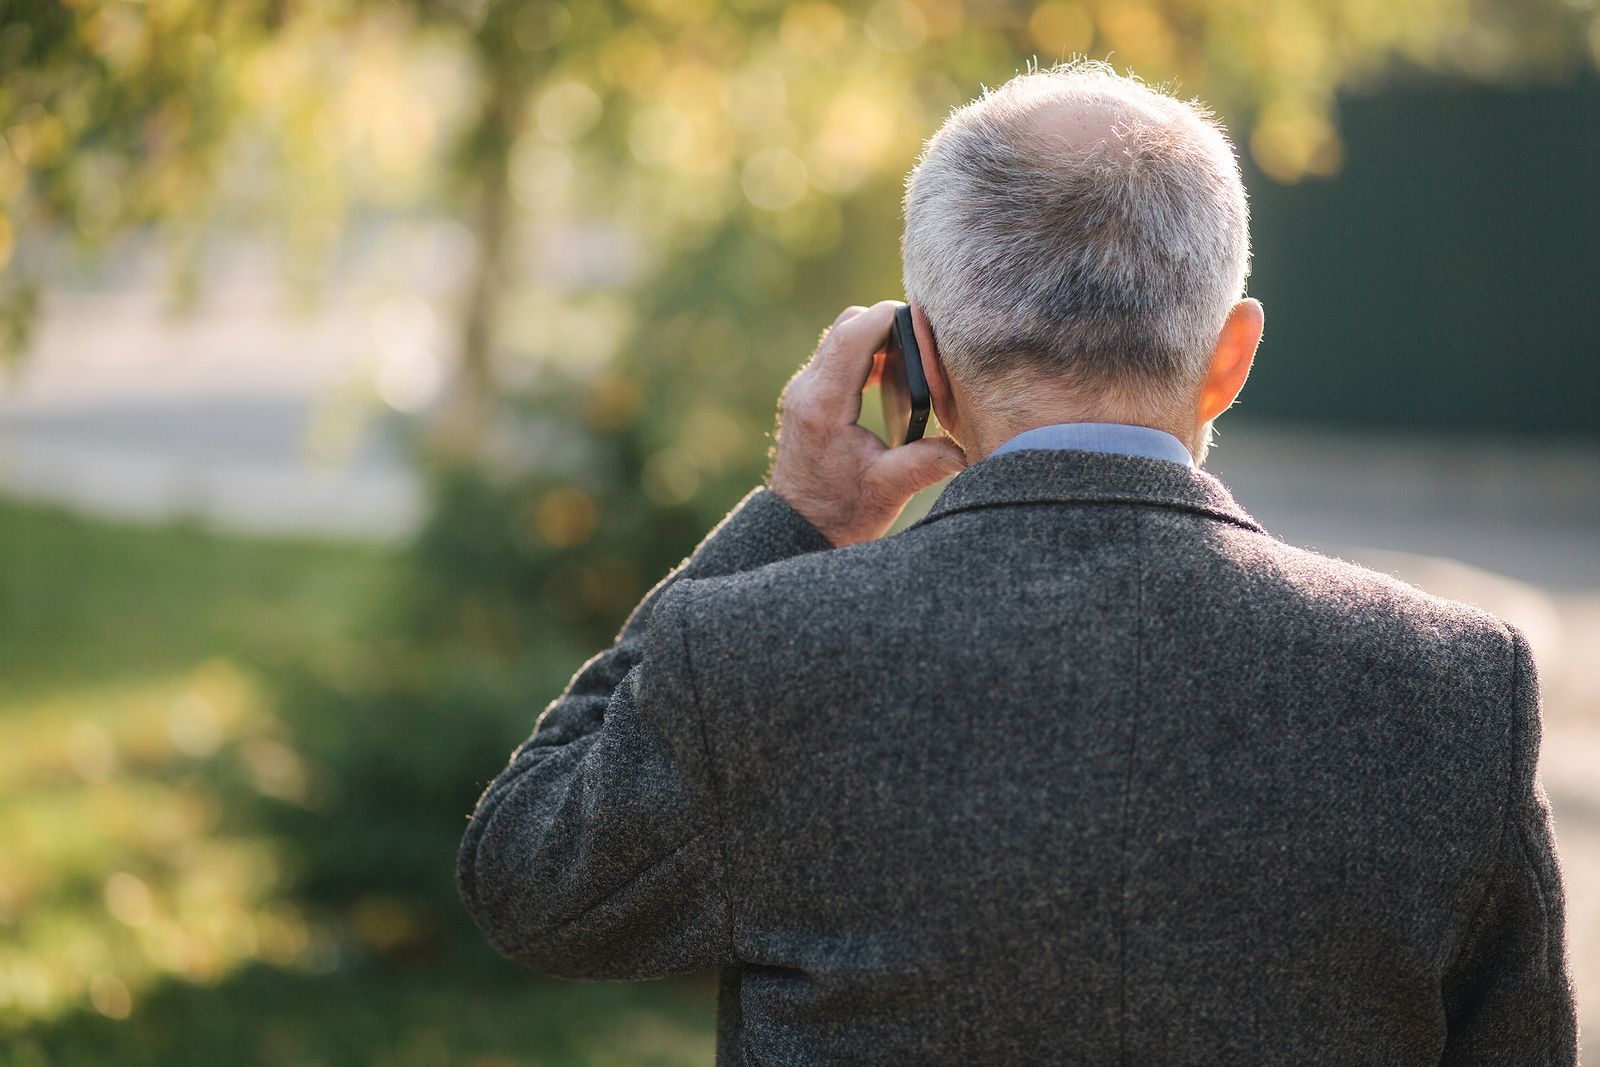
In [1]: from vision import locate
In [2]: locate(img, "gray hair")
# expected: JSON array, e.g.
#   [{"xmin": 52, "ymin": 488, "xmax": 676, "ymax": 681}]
[{"xmin": 902, "ymin": 61, "xmax": 1251, "ymax": 416}]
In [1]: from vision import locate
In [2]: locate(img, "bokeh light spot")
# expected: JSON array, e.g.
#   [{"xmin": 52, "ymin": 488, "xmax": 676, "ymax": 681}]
[
  {"xmin": 371, "ymin": 294, "xmax": 444, "ymax": 413},
  {"xmin": 596, "ymin": 27, "xmax": 665, "ymax": 91},
  {"xmin": 536, "ymin": 81, "xmax": 603, "ymax": 143},
  {"xmin": 779, "ymin": 2, "xmax": 848, "ymax": 55},
  {"xmin": 1030, "ymin": 1, "xmax": 1094, "ymax": 56},
  {"xmin": 1098, "ymin": 2, "xmax": 1176, "ymax": 71},
  {"xmin": 87, "ymin": 972, "xmax": 132, "ymax": 1020},
  {"xmin": 741, "ymin": 147, "xmax": 809, "ymax": 211},
  {"xmin": 349, "ymin": 895, "xmax": 425, "ymax": 954},
  {"xmin": 376, "ymin": 343, "xmax": 443, "ymax": 414},
  {"xmin": 642, "ymin": 449, "xmax": 701, "ymax": 505},
  {"xmin": 865, "ymin": 0, "xmax": 929, "ymax": 52},
  {"xmin": 513, "ymin": 3, "xmax": 572, "ymax": 51},
  {"xmin": 66, "ymin": 722, "xmax": 118, "ymax": 782},
  {"xmin": 583, "ymin": 375, "xmax": 643, "ymax": 430},
  {"xmin": 510, "ymin": 138, "xmax": 575, "ymax": 210},
  {"xmin": 629, "ymin": 103, "xmax": 695, "ymax": 169},
  {"xmin": 722, "ymin": 64, "xmax": 789, "ymax": 133},
  {"xmin": 167, "ymin": 691, "xmax": 223, "ymax": 759},
  {"xmin": 240, "ymin": 738, "xmax": 312, "ymax": 805},
  {"xmin": 535, "ymin": 488, "xmax": 599, "ymax": 548},
  {"xmin": 1251, "ymin": 100, "xmax": 1344, "ymax": 182},
  {"xmin": 105, "ymin": 872, "xmax": 155, "ymax": 928}
]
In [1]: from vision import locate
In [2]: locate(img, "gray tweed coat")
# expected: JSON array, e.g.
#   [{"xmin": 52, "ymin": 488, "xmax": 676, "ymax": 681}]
[{"xmin": 457, "ymin": 448, "xmax": 1578, "ymax": 1065}]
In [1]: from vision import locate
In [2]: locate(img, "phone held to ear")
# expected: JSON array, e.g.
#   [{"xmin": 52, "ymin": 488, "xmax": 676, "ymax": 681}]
[{"xmin": 880, "ymin": 301, "xmax": 931, "ymax": 446}]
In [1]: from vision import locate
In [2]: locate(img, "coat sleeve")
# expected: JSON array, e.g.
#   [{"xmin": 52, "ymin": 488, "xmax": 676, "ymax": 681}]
[
  {"xmin": 1440, "ymin": 625, "xmax": 1579, "ymax": 1065},
  {"xmin": 455, "ymin": 486, "xmax": 833, "ymax": 978}
]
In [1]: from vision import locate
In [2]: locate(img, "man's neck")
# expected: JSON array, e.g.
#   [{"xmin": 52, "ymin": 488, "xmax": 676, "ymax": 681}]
[
  {"xmin": 944, "ymin": 374, "xmax": 1202, "ymax": 463},
  {"xmin": 964, "ymin": 415, "xmax": 1198, "ymax": 464}
]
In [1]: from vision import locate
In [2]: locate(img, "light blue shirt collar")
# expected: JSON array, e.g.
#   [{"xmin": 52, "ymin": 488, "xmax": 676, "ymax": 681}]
[{"xmin": 989, "ymin": 422, "xmax": 1195, "ymax": 468}]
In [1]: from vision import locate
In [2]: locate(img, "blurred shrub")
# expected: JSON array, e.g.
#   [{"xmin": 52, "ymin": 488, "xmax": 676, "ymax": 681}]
[
  {"xmin": 0, "ymin": 503, "xmax": 393, "ymax": 1028},
  {"xmin": 265, "ymin": 364, "xmax": 741, "ymax": 950}
]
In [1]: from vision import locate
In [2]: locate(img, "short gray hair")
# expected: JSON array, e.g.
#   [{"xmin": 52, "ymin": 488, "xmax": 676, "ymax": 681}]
[{"xmin": 902, "ymin": 61, "xmax": 1251, "ymax": 413}]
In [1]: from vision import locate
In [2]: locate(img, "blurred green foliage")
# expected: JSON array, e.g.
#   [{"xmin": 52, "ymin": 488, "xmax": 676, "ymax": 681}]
[
  {"xmin": 4, "ymin": 962, "xmax": 715, "ymax": 1066},
  {"xmin": 0, "ymin": 501, "xmax": 387, "ymax": 1029},
  {"xmin": 0, "ymin": 499, "xmax": 717, "ymax": 1061}
]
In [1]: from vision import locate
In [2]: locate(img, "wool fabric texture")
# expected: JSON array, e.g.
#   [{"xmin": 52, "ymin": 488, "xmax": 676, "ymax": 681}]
[{"xmin": 457, "ymin": 449, "xmax": 1578, "ymax": 1065}]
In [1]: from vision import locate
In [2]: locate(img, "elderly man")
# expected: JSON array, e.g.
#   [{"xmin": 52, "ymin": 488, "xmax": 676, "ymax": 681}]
[{"xmin": 457, "ymin": 62, "xmax": 1577, "ymax": 1064}]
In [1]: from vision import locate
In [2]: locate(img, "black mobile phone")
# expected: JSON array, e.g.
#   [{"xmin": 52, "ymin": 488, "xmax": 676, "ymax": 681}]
[{"xmin": 880, "ymin": 302, "xmax": 930, "ymax": 446}]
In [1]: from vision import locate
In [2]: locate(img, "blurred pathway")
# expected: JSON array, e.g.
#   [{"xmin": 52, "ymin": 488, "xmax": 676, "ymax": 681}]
[
  {"xmin": 0, "ymin": 288, "xmax": 424, "ymax": 540},
  {"xmin": 1205, "ymin": 423, "xmax": 1600, "ymax": 591}
]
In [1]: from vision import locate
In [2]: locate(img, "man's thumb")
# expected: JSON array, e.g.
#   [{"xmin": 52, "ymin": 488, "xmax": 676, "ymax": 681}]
[{"xmin": 874, "ymin": 435, "xmax": 968, "ymax": 494}]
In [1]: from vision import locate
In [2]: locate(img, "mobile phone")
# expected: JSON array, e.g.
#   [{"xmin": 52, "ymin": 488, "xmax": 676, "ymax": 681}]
[{"xmin": 880, "ymin": 302, "xmax": 930, "ymax": 446}]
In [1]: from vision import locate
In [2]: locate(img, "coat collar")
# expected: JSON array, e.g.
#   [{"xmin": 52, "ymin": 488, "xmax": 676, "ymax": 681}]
[{"xmin": 906, "ymin": 447, "xmax": 1266, "ymax": 535}]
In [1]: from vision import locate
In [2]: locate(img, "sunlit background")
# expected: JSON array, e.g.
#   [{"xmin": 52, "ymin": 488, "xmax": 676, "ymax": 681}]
[{"xmin": 1, "ymin": 0, "xmax": 1597, "ymax": 1063}]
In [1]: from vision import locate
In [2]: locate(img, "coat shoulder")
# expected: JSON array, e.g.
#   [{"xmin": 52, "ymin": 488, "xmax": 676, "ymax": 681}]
[{"xmin": 1212, "ymin": 524, "xmax": 1519, "ymax": 650}]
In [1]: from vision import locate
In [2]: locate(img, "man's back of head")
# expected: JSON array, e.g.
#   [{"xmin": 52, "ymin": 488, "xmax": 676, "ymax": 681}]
[{"xmin": 902, "ymin": 61, "xmax": 1253, "ymax": 463}]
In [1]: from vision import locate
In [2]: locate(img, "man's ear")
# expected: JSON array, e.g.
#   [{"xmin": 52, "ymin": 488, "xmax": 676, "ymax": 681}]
[
  {"xmin": 1196, "ymin": 298, "xmax": 1264, "ymax": 425},
  {"xmin": 910, "ymin": 301, "xmax": 959, "ymax": 437}
]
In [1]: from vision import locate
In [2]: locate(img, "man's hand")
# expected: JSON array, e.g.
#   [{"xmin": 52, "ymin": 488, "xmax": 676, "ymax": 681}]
[{"xmin": 767, "ymin": 301, "xmax": 968, "ymax": 547}]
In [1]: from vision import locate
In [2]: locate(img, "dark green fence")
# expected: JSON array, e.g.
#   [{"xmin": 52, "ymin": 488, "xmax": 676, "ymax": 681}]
[{"xmin": 1239, "ymin": 77, "xmax": 1599, "ymax": 440}]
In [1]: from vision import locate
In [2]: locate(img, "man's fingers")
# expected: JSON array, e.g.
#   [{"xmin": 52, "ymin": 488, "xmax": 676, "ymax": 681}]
[
  {"xmin": 809, "ymin": 305, "xmax": 869, "ymax": 368},
  {"xmin": 785, "ymin": 301, "xmax": 900, "ymax": 433},
  {"xmin": 792, "ymin": 300, "xmax": 899, "ymax": 430},
  {"xmin": 869, "ymin": 434, "xmax": 968, "ymax": 497},
  {"xmin": 812, "ymin": 300, "xmax": 899, "ymax": 394},
  {"xmin": 832, "ymin": 304, "xmax": 870, "ymax": 329}
]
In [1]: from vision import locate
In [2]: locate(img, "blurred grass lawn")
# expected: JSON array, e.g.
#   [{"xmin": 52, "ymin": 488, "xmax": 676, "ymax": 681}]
[{"xmin": 0, "ymin": 501, "xmax": 715, "ymax": 1065}]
